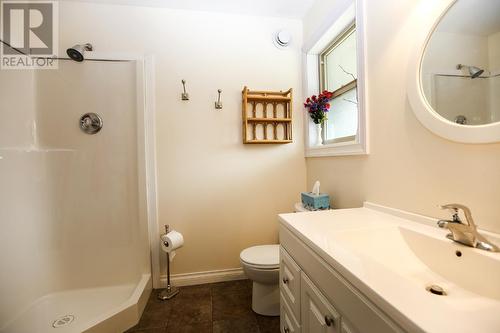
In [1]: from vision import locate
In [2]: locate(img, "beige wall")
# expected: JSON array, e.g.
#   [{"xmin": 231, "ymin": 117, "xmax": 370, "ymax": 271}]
[
  {"xmin": 303, "ymin": 0, "xmax": 351, "ymax": 44},
  {"xmin": 58, "ymin": 2, "xmax": 307, "ymax": 275},
  {"xmin": 305, "ymin": 0, "xmax": 500, "ymax": 233}
]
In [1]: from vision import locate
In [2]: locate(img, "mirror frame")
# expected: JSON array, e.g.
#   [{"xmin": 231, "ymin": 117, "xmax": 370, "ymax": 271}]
[{"xmin": 407, "ymin": 0, "xmax": 500, "ymax": 144}]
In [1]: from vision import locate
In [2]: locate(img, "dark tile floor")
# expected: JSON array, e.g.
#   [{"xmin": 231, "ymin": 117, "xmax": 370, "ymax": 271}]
[{"xmin": 125, "ymin": 279, "xmax": 280, "ymax": 333}]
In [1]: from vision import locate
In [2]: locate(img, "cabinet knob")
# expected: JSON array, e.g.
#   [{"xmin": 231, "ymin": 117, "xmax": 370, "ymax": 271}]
[
  {"xmin": 283, "ymin": 326, "xmax": 290, "ymax": 333},
  {"xmin": 282, "ymin": 277, "xmax": 289, "ymax": 284},
  {"xmin": 324, "ymin": 315, "xmax": 334, "ymax": 327}
]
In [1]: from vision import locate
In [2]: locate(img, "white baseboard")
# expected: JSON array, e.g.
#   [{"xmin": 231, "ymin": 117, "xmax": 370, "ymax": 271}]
[{"xmin": 159, "ymin": 268, "xmax": 246, "ymax": 288}]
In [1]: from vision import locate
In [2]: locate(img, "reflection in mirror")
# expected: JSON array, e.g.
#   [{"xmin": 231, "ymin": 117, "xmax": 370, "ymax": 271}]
[{"xmin": 421, "ymin": 0, "xmax": 500, "ymax": 126}]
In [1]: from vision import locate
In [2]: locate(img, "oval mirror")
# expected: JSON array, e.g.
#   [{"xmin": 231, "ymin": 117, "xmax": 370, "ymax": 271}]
[{"xmin": 408, "ymin": 0, "xmax": 500, "ymax": 143}]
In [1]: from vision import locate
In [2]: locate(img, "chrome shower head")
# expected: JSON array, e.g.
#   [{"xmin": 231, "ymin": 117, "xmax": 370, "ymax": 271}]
[
  {"xmin": 469, "ymin": 66, "xmax": 484, "ymax": 79},
  {"xmin": 456, "ymin": 64, "xmax": 484, "ymax": 79},
  {"xmin": 66, "ymin": 43, "xmax": 93, "ymax": 62}
]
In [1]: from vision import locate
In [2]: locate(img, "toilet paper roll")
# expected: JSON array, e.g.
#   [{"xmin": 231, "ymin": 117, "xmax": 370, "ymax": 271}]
[{"xmin": 160, "ymin": 230, "xmax": 184, "ymax": 253}]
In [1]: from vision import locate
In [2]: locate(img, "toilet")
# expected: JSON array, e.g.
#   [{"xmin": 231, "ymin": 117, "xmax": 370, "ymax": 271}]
[{"xmin": 240, "ymin": 244, "xmax": 280, "ymax": 316}]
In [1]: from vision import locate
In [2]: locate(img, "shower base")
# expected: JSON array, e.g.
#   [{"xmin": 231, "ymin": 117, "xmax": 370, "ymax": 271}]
[{"xmin": 1, "ymin": 274, "xmax": 151, "ymax": 333}]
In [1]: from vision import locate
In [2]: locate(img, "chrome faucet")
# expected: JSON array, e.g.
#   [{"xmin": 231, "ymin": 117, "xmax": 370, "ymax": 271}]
[{"xmin": 437, "ymin": 204, "xmax": 499, "ymax": 252}]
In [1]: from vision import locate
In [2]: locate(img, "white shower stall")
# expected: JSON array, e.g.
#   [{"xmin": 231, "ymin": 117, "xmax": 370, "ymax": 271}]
[{"xmin": 0, "ymin": 57, "xmax": 156, "ymax": 333}]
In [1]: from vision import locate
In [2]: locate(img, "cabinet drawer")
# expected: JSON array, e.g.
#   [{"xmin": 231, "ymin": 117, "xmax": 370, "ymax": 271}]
[
  {"xmin": 280, "ymin": 293, "xmax": 300, "ymax": 333},
  {"xmin": 280, "ymin": 247, "xmax": 301, "ymax": 321},
  {"xmin": 301, "ymin": 272, "xmax": 341, "ymax": 333}
]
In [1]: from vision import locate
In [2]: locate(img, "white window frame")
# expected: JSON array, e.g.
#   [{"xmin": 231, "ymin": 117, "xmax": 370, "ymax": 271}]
[
  {"xmin": 303, "ymin": 0, "xmax": 369, "ymax": 157},
  {"xmin": 320, "ymin": 23, "xmax": 357, "ymax": 144}
]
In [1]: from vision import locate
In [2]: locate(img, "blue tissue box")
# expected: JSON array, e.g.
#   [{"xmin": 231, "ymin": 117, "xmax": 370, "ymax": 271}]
[{"xmin": 301, "ymin": 192, "xmax": 330, "ymax": 210}]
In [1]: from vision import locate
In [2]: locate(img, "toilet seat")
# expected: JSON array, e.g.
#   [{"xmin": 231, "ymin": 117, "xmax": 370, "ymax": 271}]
[{"xmin": 240, "ymin": 245, "xmax": 279, "ymax": 269}]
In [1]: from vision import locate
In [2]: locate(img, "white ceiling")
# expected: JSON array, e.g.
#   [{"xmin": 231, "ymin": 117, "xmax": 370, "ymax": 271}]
[
  {"xmin": 438, "ymin": 0, "xmax": 500, "ymax": 36},
  {"xmin": 61, "ymin": 0, "xmax": 317, "ymax": 19}
]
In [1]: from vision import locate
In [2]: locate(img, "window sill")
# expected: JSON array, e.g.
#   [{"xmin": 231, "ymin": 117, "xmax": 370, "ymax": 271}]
[{"xmin": 305, "ymin": 140, "xmax": 367, "ymax": 157}]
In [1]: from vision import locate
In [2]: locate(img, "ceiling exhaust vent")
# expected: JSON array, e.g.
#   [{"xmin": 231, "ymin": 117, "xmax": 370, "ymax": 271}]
[{"xmin": 273, "ymin": 30, "xmax": 292, "ymax": 49}]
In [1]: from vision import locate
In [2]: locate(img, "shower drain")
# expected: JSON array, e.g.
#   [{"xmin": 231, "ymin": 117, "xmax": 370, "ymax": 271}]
[{"xmin": 52, "ymin": 315, "xmax": 75, "ymax": 328}]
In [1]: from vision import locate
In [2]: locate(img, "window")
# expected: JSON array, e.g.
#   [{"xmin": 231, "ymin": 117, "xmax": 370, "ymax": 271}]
[
  {"xmin": 303, "ymin": 1, "xmax": 368, "ymax": 156},
  {"xmin": 320, "ymin": 25, "xmax": 358, "ymax": 144}
]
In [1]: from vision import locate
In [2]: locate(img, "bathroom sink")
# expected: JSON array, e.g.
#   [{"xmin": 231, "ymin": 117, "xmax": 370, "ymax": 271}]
[
  {"xmin": 332, "ymin": 225, "xmax": 500, "ymax": 300},
  {"xmin": 279, "ymin": 202, "xmax": 500, "ymax": 333}
]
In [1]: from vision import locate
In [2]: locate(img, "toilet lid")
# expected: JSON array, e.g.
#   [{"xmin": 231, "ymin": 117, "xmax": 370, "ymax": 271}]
[{"xmin": 240, "ymin": 245, "xmax": 279, "ymax": 267}]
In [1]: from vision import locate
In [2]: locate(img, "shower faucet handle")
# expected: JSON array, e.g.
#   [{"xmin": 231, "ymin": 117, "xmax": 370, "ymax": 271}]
[{"xmin": 79, "ymin": 113, "xmax": 103, "ymax": 135}]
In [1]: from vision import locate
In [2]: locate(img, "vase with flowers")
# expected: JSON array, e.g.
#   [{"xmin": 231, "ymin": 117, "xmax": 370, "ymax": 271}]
[{"xmin": 304, "ymin": 90, "xmax": 333, "ymax": 146}]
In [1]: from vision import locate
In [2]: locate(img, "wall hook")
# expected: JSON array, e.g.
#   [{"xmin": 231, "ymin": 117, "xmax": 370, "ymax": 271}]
[
  {"xmin": 181, "ymin": 80, "xmax": 189, "ymax": 101},
  {"xmin": 215, "ymin": 89, "xmax": 223, "ymax": 109}
]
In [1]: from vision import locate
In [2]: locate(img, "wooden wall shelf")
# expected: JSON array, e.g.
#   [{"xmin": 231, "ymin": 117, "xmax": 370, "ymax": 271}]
[{"xmin": 242, "ymin": 87, "xmax": 293, "ymax": 144}]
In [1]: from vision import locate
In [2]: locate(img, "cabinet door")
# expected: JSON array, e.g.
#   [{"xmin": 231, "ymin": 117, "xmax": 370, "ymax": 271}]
[
  {"xmin": 280, "ymin": 247, "xmax": 302, "ymax": 320},
  {"xmin": 280, "ymin": 293, "xmax": 300, "ymax": 333},
  {"xmin": 340, "ymin": 319, "xmax": 358, "ymax": 333},
  {"xmin": 301, "ymin": 273, "xmax": 340, "ymax": 333}
]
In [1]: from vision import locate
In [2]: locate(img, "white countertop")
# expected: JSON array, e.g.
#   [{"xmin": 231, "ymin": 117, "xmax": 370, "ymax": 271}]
[{"xmin": 279, "ymin": 202, "xmax": 500, "ymax": 333}]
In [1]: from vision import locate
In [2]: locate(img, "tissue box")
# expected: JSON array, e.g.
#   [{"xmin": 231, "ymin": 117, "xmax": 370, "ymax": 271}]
[{"xmin": 301, "ymin": 192, "xmax": 330, "ymax": 210}]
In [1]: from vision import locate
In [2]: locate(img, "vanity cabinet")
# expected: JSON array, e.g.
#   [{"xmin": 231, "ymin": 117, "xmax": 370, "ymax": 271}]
[
  {"xmin": 301, "ymin": 273, "xmax": 341, "ymax": 333},
  {"xmin": 340, "ymin": 321, "xmax": 356, "ymax": 333},
  {"xmin": 279, "ymin": 225, "xmax": 404, "ymax": 333}
]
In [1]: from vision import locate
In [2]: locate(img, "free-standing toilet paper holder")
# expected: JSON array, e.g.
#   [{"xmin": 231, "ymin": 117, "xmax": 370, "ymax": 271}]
[{"xmin": 158, "ymin": 225, "xmax": 180, "ymax": 300}]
